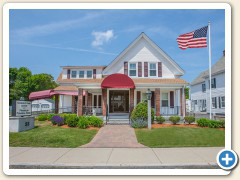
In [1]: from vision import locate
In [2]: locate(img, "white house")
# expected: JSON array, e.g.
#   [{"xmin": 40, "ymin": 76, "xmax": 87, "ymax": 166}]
[
  {"xmin": 190, "ymin": 51, "xmax": 225, "ymax": 118},
  {"xmin": 29, "ymin": 33, "xmax": 188, "ymax": 120},
  {"xmin": 32, "ymin": 99, "xmax": 55, "ymax": 113}
]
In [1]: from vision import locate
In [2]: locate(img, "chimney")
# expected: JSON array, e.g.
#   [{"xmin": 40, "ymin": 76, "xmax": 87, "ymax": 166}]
[{"xmin": 223, "ymin": 50, "xmax": 225, "ymax": 56}]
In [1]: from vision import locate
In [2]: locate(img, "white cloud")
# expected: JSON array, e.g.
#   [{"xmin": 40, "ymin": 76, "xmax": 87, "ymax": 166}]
[{"xmin": 91, "ymin": 30, "xmax": 114, "ymax": 48}]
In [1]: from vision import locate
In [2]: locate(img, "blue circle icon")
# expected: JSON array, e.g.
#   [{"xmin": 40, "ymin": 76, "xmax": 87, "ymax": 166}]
[{"xmin": 217, "ymin": 149, "xmax": 238, "ymax": 170}]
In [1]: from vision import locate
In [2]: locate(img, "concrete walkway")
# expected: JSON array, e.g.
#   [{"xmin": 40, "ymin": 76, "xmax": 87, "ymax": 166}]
[
  {"xmin": 81, "ymin": 125, "xmax": 145, "ymax": 148},
  {"xmin": 9, "ymin": 147, "xmax": 223, "ymax": 169}
]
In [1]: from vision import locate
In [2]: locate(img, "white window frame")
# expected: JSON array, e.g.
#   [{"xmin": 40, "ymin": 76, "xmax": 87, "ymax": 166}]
[
  {"xmin": 41, "ymin": 104, "xmax": 50, "ymax": 108},
  {"xmin": 86, "ymin": 70, "xmax": 93, "ymax": 79},
  {"xmin": 161, "ymin": 92, "xmax": 169, "ymax": 107},
  {"xmin": 149, "ymin": 63, "xmax": 157, "ymax": 77},
  {"xmin": 219, "ymin": 96, "xmax": 225, "ymax": 108},
  {"xmin": 129, "ymin": 63, "xmax": 137, "ymax": 77},
  {"xmin": 79, "ymin": 70, "xmax": 85, "ymax": 78},
  {"xmin": 71, "ymin": 70, "xmax": 77, "ymax": 78}
]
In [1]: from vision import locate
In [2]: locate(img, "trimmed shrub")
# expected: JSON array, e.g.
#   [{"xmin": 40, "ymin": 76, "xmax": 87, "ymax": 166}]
[
  {"xmin": 130, "ymin": 102, "xmax": 155, "ymax": 123},
  {"xmin": 156, "ymin": 116, "xmax": 165, "ymax": 124},
  {"xmin": 131, "ymin": 118, "xmax": 148, "ymax": 128},
  {"xmin": 207, "ymin": 120, "xmax": 221, "ymax": 128},
  {"xmin": 78, "ymin": 116, "xmax": 90, "ymax": 129},
  {"xmin": 184, "ymin": 116, "xmax": 195, "ymax": 124},
  {"xmin": 88, "ymin": 116, "xmax": 103, "ymax": 127},
  {"xmin": 51, "ymin": 116, "xmax": 64, "ymax": 126},
  {"xmin": 219, "ymin": 120, "xmax": 225, "ymax": 128},
  {"xmin": 38, "ymin": 114, "xmax": 48, "ymax": 121},
  {"xmin": 196, "ymin": 118, "xmax": 210, "ymax": 127},
  {"xmin": 65, "ymin": 114, "xmax": 78, "ymax": 127},
  {"xmin": 169, "ymin": 116, "xmax": 181, "ymax": 125}
]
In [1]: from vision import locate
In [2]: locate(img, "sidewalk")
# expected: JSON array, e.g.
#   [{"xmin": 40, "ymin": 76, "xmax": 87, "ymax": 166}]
[
  {"xmin": 81, "ymin": 125, "xmax": 145, "ymax": 148},
  {"xmin": 9, "ymin": 147, "xmax": 222, "ymax": 169}
]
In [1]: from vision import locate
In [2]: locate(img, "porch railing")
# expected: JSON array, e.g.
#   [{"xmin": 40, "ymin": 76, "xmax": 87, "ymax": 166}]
[
  {"xmin": 83, "ymin": 106, "xmax": 102, "ymax": 116},
  {"xmin": 160, "ymin": 106, "xmax": 180, "ymax": 116}
]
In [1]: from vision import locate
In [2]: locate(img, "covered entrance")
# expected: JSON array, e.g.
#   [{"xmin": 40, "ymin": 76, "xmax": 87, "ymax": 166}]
[{"xmin": 109, "ymin": 90, "xmax": 129, "ymax": 113}]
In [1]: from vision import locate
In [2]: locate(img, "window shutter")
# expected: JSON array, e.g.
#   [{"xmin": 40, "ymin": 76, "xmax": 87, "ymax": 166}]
[
  {"xmin": 144, "ymin": 62, "xmax": 148, "ymax": 77},
  {"xmin": 170, "ymin": 91, "xmax": 174, "ymax": 108},
  {"xmin": 214, "ymin": 78, "xmax": 216, "ymax": 88},
  {"xmin": 138, "ymin": 62, "xmax": 142, "ymax": 77},
  {"xmin": 124, "ymin": 62, "xmax": 128, "ymax": 75},
  {"xmin": 158, "ymin": 62, "xmax": 162, "ymax": 77},
  {"xmin": 137, "ymin": 91, "xmax": 141, "ymax": 104},
  {"xmin": 219, "ymin": 97, "xmax": 221, "ymax": 108},
  {"xmin": 93, "ymin": 69, "xmax": 96, "ymax": 79},
  {"xmin": 215, "ymin": 97, "xmax": 217, "ymax": 108},
  {"xmin": 151, "ymin": 91, "xmax": 155, "ymax": 108},
  {"xmin": 67, "ymin": 69, "xmax": 70, "ymax": 79}
]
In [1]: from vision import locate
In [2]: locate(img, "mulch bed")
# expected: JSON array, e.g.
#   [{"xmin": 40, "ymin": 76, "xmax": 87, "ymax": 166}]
[{"xmin": 151, "ymin": 124, "xmax": 225, "ymax": 130}]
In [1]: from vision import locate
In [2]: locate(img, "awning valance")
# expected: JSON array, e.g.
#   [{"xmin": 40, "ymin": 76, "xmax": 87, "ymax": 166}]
[
  {"xmin": 29, "ymin": 90, "xmax": 79, "ymax": 100},
  {"xmin": 29, "ymin": 89, "xmax": 55, "ymax": 100},
  {"xmin": 101, "ymin": 73, "xmax": 135, "ymax": 88}
]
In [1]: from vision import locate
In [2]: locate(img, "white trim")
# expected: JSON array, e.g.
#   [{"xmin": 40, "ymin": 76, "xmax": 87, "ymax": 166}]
[{"xmin": 128, "ymin": 62, "xmax": 138, "ymax": 77}]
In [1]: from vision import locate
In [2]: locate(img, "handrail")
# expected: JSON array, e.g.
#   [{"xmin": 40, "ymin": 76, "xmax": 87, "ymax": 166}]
[{"xmin": 106, "ymin": 104, "xmax": 108, "ymax": 125}]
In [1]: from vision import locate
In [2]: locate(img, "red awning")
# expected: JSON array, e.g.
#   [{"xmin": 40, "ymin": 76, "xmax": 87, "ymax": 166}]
[
  {"xmin": 29, "ymin": 89, "xmax": 55, "ymax": 100},
  {"xmin": 101, "ymin": 73, "xmax": 135, "ymax": 88}
]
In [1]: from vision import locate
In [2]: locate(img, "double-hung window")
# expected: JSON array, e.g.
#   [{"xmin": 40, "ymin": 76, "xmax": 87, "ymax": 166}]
[
  {"xmin": 209, "ymin": 78, "xmax": 216, "ymax": 88},
  {"xmin": 202, "ymin": 83, "xmax": 206, "ymax": 92},
  {"xmin": 129, "ymin": 63, "xmax": 137, "ymax": 76},
  {"xmin": 161, "ymin": 93, "xmax": 169, "ymax": 107},
  {"xmin": 79, "ymin": 70, "xmax": 84, "ymax": 78},
  {"xmin": 219, "ymin": 96, "xmax": 225, "ymax": 108},
  {"xmin": 87, "ymin": 70, "xmax": 93, "ymax": 78},
  {"xmin": 149, "ymin": 63, "xmax": 157, "ymax": 76},
  {"xmin": 71, "ymin": 70, "xmax": 77, "ymax": 78},
  {"xmin": 41, "ymin": 104, "xmax": 50, "ymax": 108},
  {"xmin": 212, "ymin": 97, "xmax": 217, "ymax": 108}
]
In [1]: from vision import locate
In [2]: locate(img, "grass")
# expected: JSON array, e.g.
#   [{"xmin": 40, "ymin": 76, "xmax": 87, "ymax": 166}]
[
  {"xmin": 10, "ymin": 121, "xmax": 98, "ymax": 148},
  {"xmin": 135, "ymin": 127, "xmax": 225, "ymax": 147}
]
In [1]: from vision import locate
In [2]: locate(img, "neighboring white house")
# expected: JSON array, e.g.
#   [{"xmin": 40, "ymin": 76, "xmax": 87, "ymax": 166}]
[
  {"xmin": 32, "ymin": 99, "xmax": 55, "ymax": 113},
  {"xmin": 190, "ymin": 51, "xmax": 225, "ymax": 118}
]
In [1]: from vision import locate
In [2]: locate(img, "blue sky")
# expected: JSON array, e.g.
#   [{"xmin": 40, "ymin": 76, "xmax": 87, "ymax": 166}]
[{"xmin": 10, "ymin": 9, "xmax": 225, "ymax": 83}]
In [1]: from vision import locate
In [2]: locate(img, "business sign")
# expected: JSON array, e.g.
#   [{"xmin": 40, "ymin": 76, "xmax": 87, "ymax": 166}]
[{"xmin": 12, "ymin": 100, "xmax": 32, "ymax": 117}]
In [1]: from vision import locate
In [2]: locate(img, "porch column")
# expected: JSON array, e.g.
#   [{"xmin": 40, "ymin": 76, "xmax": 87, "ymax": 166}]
[
  {"xmin": 77, "ymin": 88, "xmax": 83, "ymax": 116},
  {"xmin": 102, "ymin": 89, "xmax": 107, "ymax": 116},
  {"xmin": 55, "ymin": 94, "xmax": 59, "ymax": 114},
  {"xmin": 130, "ymin": 88, "xmax": 134, "ymax": 113},
  {"xmin": 155, "ymin": 88, "xmax": 160, "ymax": 116},
  {"xmin": 85, "ymin": 91, "xmax": 88, "ymax": 106},
  {"xmin": 71, "ymin": 96, "xmax": 76, "ymax": 113},
  {"xmin": 182, "ymin": 87, "xmax": 186, "ymax": 117}
]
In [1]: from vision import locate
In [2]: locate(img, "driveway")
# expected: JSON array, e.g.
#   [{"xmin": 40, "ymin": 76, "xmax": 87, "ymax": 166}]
[{"xmin": 81, "ymin": 125, "xmax": 145, "ymax": 148}]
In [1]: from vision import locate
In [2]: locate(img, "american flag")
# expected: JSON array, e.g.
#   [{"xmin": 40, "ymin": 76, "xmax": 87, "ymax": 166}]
[{"xmin": 177, "ymin": 26, "xmax": 208, "ymax": 50}]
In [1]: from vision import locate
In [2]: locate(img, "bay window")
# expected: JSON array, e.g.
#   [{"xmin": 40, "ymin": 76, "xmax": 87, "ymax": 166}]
[
  {"xmin": 79, "ymin": 70, "xmax": 84, "ymax": 78},
  {"xmin": 71, "ymin": 70, "xmax": 77, "ymax": 78},
  {"xmin": 87, "ymin": 70, "xmax": 93, "ymax": 78}
]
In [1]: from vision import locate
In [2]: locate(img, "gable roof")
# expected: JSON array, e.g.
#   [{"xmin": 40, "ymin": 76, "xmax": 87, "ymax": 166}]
[
  {"xmin": 191, "ymin": 56, "xmax": 225, "ymax": 85},
  {"xmin": 102, "ymin": 32, "xmax": 185, "ymax": 75}
]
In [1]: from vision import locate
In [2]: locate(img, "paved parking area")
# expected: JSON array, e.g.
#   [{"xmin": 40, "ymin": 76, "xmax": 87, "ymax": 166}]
[
  {"xmin": 9, "ymin": 147, "xmax": 223, "ymax": 169},
  {"xmin": 81, "ymin": 125, "xmax": 145, "ymax": 148}
]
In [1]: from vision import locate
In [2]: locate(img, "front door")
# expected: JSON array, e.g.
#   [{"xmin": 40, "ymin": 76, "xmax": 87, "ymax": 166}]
[{"xmin": 109, "ymin": 90, "xmax": 129, "ymax": 113}]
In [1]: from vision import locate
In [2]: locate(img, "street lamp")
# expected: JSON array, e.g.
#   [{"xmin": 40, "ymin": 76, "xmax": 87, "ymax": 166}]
[{"xmin": 146, "ymin": 89, "xmax": 152, "ymax": 129}]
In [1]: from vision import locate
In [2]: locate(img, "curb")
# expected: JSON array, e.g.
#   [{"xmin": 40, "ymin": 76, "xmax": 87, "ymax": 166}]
[{"xmin": 10, "ymin": 163, "xmax": 220, "ymax": 169}]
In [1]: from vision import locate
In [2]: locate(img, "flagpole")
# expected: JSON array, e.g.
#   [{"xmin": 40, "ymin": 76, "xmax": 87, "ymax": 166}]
[{"xmin": 208, "ymin": 21, "xmax": 212, "ymax": 119}]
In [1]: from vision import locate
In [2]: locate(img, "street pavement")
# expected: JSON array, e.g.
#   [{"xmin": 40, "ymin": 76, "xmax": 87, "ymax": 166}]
[{"xmin": 9, "ymin": 147, "xmax": 223, "ymax": 169}]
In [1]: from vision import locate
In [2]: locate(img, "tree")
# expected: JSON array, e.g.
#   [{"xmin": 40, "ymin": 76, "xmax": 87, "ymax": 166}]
[
  {"xmin": 9, "ymin": 67, "xmax": 58, "ymax": 105},
  {"xmin": 29, "ymin": 74, "xmax": 58, "ymax": 92},
  {"xmin": 185, "ymin": 87, "xmax": 189, "ymax": 99}
]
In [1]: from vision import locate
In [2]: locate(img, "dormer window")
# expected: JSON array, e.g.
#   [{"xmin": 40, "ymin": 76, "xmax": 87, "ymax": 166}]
[
  {"xmin": 129, "ymin": 63, "xmax": 137, "ymax": 76},
  {"xmin": 71, "ymin": 70, "xmax": 77, "ymax": 78},
  {"xmin": 87, "ymin": 70, "xmax": 93, "ymax": 78},
  {"xmin": 149, "ymin": 63, "xmax": 157, "ymax": 76},
  {"xmin": 79, "ymin": 70, "xmax": 84, "ymax": 78}
]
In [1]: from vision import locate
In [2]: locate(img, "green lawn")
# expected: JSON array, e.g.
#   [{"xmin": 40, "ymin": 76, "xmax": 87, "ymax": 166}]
[
  {"xmin": 10, "ymin": 124, "xmax": 98, "ymax": 148},
  {"xmin": 135, "ymin": 127, "xmax": 225, "ymax": 147}
]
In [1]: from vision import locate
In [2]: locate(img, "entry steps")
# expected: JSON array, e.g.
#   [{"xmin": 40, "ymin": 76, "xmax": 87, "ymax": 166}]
[{"xmin": 106, "ymin": 113, "xmax": 130, "ymax": 125}]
